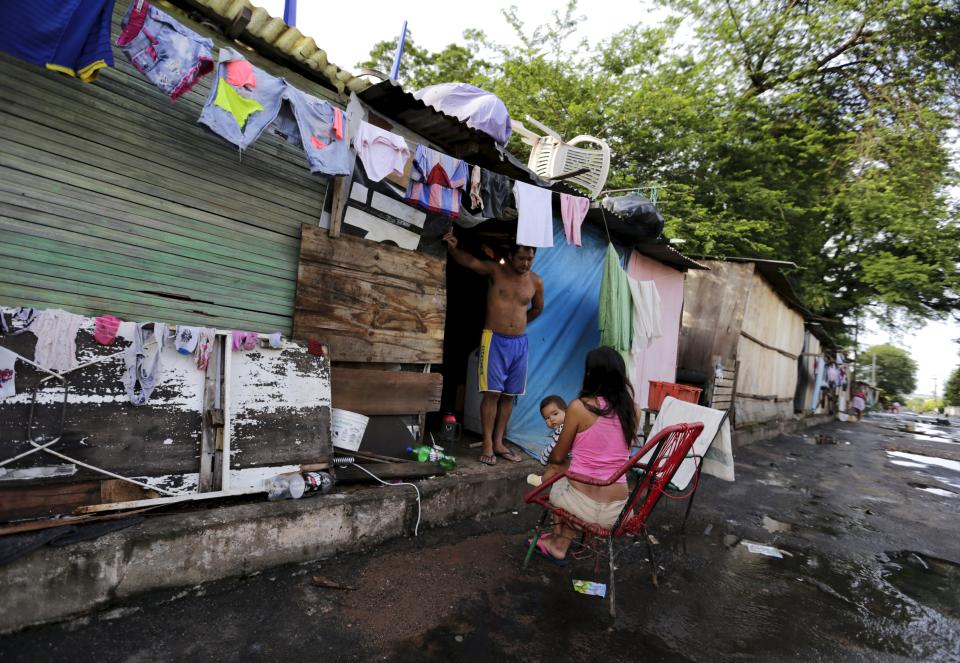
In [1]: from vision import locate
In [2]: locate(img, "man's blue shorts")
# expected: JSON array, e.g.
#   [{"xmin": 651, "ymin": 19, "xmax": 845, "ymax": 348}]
[{"xmin": 478, "ymin": 330, "xmax": 528, "ymax": 396}]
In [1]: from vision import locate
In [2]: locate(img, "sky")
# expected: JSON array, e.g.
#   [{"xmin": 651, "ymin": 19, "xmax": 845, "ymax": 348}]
[
  {"xmin": 257, "ymin": 0, "xmax": 664, "ymax": 71},
  {"xmin": 860, "ymin": 319, "xmax": 959, "ymax": 398},
  {"xmin": 259, "ymin": 0, "xmax": 958, "ymax": 396}
]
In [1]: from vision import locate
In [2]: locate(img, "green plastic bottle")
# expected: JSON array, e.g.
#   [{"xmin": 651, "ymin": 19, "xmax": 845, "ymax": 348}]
[{"xmin": 407, "ymin": 445, "xmax": 457, "ymax": 470}]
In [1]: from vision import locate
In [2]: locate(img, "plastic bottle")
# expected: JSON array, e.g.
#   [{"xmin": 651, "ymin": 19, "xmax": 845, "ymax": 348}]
[
  {"xmin": 265, "ymin": 472, "xmax": 305, "ymax": 500},
  {"xmin": 303, "ymin": 471, "xmax": 334, "ymax": 494},
  {"xmin": 407, "ymin": 445, "xmax": 457, "ymax": 470}
]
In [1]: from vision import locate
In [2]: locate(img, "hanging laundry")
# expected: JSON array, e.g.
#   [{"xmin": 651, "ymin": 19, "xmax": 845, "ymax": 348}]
[
  {"xmin": 405, "ymin": 145, "xmax": 468, "ymax": 218},
  {"xmin": 14, "ymin": 308, "xmax": 38, "ymax": 327},
  {"xmin": 0, "ymin": 346, "xmax": 16, "ymax": 399},
  {"xmin": 30, "ymin": 309, "xmax": 84, "ymax": 372},
  {"xmin": 560, "ymin": 193, "xmax": 590, "ymax": 247},
  {"xmin": 174, "ymin": 325, "xmax": 200, "ymax": 355},
  {"xmin": 268, "ymin": 332, "xmax": 283, "ymax": 349},
  {"xmin": 123, "ymin": 322, "xmax": 165, "ymax": 406},
  {"xmin": 469, "ymin": 166, "xmax": 483, "ymax": 209},
  {"xmin": 94, "ymin": 314, "xmax": 122, "ymax": 345},
  {"xmin": 352, "ymin": 121, "xmax": 410, "ymax": 182},
  {"xmin": 626, "ymin": 275, "xmax": 662, "ymax": 353},
  {"xmin": 231, "ymin": 331, "xmax": 258, "ymax": 352},
  {"xmin": 598, "ymin": 244, "xmax": 632, "ymax": 365},
  {"xmin": 225, "ymin": 58, "xmax": 256, "ymax": 88},
  {"xmin": 514, "ymin": 181, "xmax": 554, "ymax": 248},
  {"xmin": 194, "ymin": 328, "xmax": 215, "ymax": 371},
  {"xmin": 213, "ymin": 78, "xmax": 265, "ymax": 129},
  {"xmin": 115, "ymin": 1, "xmax": 213, "ymax": 100},
  {"xmin": 198, "ymin": 48, "xmax": 351, "ymax": 175},
  {"xmin": 0, "ymin": 0, "xmax": 116, "ymax": 83}
]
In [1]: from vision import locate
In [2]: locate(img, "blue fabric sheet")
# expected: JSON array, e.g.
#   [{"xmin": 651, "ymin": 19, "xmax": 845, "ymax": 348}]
[{"xmin": 506, "ymin": 219, "xmax": 612, "ymax": 459}]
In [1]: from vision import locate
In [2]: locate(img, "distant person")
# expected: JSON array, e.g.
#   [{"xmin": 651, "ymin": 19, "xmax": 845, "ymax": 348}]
[
  {"xmin": 893, "ymin": 401, "xmax": 901, "ymax": 414},
  {"xmin": 444, "ymin": 230, "xmax": 544, "ymax": 466},
  {"xmin": 531, "ymin": 347, "xmax": 637, "ymax": 563},
  {"xmin": 851, "ymin": 388, "xmax": 866, "ymax": 421},
  {"xmin": 538, "ymin": 395, "xmax": 567, "ymax": 466}
]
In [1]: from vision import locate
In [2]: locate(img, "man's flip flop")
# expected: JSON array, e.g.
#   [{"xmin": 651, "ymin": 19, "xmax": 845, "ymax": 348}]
[
  {"xmin": 478, "ymin": 454, "xmax": 497, "ymax": 466},
  {"xmin": 495, "ymin": 449, "xmax": 523, "ymax": 463},
  {"xmin": 528, "ymin": 534, "xmax": 569, "ymax": 566}
]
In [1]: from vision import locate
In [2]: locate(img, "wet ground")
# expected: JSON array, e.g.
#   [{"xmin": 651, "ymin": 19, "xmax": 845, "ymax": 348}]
[{"xmin": 1, "ymin": 415, "xmax": 959, "ymax": 662}]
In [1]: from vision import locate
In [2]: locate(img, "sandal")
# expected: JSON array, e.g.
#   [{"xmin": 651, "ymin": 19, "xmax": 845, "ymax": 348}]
[
  {"xmin": 478, "ymin": 454, "xmax": 497, "ymax": 466},
  {"xmin": 528, "ymin": 534, "xmax": 569, "ymax": 566},
  {"xmin": 495, "ymin": 449, "xmax": 523, "ymax": 463}
]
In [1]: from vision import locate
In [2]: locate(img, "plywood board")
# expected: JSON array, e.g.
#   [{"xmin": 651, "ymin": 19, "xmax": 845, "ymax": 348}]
[
  {"xmin": 293, "ymin": 227, "xmax": 446, "ymax": 363},
  {"xmin": 678, "ymin": 261, "xmax": 754, "ymax": 375},
  {"xmin": 332, "ymin": 368, "xmax": 442, "ymax": 415}
]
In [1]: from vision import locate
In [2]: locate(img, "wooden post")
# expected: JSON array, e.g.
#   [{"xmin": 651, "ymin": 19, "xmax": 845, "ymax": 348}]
[{"xmin": 199, "ymin": 335, "xmax": 223, "ymax": 492}]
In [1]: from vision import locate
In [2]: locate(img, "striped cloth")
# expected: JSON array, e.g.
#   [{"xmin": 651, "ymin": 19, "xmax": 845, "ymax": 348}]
[{"xmin": 404, "ymin": 145, "xmax": 468, "ymax": 218}]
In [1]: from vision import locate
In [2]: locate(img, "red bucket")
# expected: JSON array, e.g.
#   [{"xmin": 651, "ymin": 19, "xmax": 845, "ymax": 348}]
[{"xmin": 648, "ymin": 381, "xmax": 703, "ymax": 410}]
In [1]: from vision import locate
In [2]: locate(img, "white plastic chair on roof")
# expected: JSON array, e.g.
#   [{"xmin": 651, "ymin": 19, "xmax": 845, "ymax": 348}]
[{"xmin": 512, "ymin": 115, "xmax": 611, "ymax": 199}]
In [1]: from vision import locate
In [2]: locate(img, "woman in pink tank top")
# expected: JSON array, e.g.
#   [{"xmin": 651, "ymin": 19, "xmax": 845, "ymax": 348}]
[{"xmin": 534, "ymin": 347, "xmax": 638, "ymax": 562}]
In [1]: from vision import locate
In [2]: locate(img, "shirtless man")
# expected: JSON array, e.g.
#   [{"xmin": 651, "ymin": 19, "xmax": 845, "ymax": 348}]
[{"xmin": 444, "ymin": 230, "xmax": 544, "ymax": 465}]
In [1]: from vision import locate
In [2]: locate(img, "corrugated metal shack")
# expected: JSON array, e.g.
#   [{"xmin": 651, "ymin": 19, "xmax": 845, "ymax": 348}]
[{"xmin": 678, "ymin": 257, "xmax": 833, "ymax": 442}]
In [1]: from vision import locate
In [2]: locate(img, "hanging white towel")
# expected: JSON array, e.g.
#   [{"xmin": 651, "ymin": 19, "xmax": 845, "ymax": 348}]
[
  {"xmin": 30, "ymin": 308, "xmax": 84, "ymax": 372},
  {"xmin": 627, "ymin": 276, "xmax": 662, "ymax": 353},
  {"xmin": 513, "ymin": 181, "xmax": 554, "ymax": 248}
]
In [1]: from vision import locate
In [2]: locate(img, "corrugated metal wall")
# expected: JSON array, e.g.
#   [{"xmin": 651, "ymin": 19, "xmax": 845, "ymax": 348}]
[{"xmin": 0, "ymin": 4, "xmax": 335, "ymax": 333}]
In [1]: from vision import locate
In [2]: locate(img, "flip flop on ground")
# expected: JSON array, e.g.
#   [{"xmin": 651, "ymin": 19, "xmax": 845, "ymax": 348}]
[
  {"xmin": 495, "ymin": 449, "xmax": 523, "ymax": 463},
  {"xmin": 527, "ymin": 534, "xmax": 569, "ymax": 566}
]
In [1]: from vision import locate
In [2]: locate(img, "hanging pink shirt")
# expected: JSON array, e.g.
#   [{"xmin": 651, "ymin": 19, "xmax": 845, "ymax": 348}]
[{"xmin": 560, "ymin": 193, "xmax": 589, "ymax": 247}]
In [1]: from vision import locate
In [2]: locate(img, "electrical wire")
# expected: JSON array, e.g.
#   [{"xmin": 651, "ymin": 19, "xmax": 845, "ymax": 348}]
[{"xmin": 348, "ymin": 462, "xmax": 422, "ymax": 537}]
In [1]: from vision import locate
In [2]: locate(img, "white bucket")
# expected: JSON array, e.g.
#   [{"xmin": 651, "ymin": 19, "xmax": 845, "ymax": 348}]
[{"xmin": 331, "ymin": 408, "xmax": 369, "ymax": 451}]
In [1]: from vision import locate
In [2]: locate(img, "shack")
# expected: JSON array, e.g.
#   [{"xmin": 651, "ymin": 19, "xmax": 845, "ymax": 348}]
[{"xmin": 677, "ymin": 258, "xmax": 833, "ymax": 445}]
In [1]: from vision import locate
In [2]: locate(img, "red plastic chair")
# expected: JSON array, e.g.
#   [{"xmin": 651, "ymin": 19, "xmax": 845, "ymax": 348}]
[{"xmin": 522, "ymin": 422, "xmax": 705, "ymax": 616}]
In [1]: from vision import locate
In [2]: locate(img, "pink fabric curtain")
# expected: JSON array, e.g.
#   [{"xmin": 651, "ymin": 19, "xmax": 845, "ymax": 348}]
[{"xmin": 627, "ymin": 251, "xmax": 685, "ymax": 409}]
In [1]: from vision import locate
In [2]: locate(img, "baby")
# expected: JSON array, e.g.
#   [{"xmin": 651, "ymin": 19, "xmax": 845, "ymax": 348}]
[{"xmin": 538, "ymin": 395, "xmax": 567, "ymax": 465}]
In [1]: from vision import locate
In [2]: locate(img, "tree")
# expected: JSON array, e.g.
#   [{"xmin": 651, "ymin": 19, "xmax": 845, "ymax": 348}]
[
  {"xmin": 861, "ymin": 343, "xmax": 917, "ymax": 399},
  {"xmin": 945, "ymin": 366, "xmax": 960, "ymax": 406},
  {"xmin": 362, "ymin": 1, "xmax": 960, "ymax": 330}
]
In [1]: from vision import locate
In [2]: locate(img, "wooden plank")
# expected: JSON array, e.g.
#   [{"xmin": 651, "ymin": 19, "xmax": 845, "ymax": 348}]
[
  {"xmin": 332, "ymin": 368, "xmax": 443, "ymax": 415},
  {"xmin": 0, "ymin": 481, "xmax": 101, "ymax": 521},
  {"xmin": 100, "ymin": 479, "xmax": 159, "ymax": 503},
  {"xmin": 0, "ymin": 114, "xmax": 320, "ymax": 227},
  {"xmin": 299, "ymin": 225, "xmax": 446, "ymax": 285},
  {"xmin": 199, "ymin": 336, "xmax": 223, "ymax": 492},
  {"xmin": 74, "ymin": 487, "xmax": 264, "ymax": 515},
  {"xmin": 329, "ymin": 176, "xmax": 350, "ymax": 238},
  {"xmin": 294, "ymin": 311, "xmax": 444, "ymax": 364},
  {"xmin": 0, "ymin": 249, "xmax": 294, "ymax": 318},
  {"xmin": 0, "ymin": 282, "xmax": 291, "ymax": 334},
  {"xmin": 0, "ymin": 268, "xmax": 291, "ymax": 332},
  {"xmin": 739, "ymin": 330, "xmax": 800, "ymax": 360},
  {"xmin": 334, "ymin": 462, "xmax": 447, "ymax": 483}
]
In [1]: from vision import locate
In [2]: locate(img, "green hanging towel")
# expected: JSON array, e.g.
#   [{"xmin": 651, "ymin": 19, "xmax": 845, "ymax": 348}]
[{"xmin": 598, "ymin": 243, "xmax": 633, "ymax": 366}]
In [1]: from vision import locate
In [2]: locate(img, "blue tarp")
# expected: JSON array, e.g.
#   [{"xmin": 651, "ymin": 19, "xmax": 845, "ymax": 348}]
[{"xmin": 506, "ymin": 219, "xmax": 624, "ymax": 458}]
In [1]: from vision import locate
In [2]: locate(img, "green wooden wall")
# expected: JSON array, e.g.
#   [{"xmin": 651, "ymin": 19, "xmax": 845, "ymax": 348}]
[{"xmin": 0, "ymin": 4, "xmax": 336, "ymax": 333}]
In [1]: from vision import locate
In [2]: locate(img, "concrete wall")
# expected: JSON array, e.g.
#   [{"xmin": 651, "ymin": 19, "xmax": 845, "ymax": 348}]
[{"xmin": 0, "ymin": 462, "xmax": 532, "ymax": 633}]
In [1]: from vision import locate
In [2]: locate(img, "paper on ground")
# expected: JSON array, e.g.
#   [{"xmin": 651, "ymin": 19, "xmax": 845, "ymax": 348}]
[
  {"xmin": 742, "ymin": 542, "xmax": 784, "ymax": 558},
  {"xmin": 573, "ymin": 580, "xmax": 607, "ymax": 597}
]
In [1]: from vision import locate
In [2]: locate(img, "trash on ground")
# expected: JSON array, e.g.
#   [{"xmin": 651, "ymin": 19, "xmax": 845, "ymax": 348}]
[
  {"xmin": 310, "ymin": 574, "xmax": 357, "ymax": 591},
  {"xmin": 572, "ymin": 580, "xmax": 607, "ymax": 597},
  {"xmin": 742, "ymin": 541, "xmax": 785, "ymax": 558}
]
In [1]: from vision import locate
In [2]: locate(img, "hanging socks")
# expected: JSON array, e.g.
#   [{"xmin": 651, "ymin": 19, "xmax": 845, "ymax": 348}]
[
  {"xmin": 123, "ymin": 322, "xmax": 165, "ymax": 406},
  {"xmin": 174, "ymin": 325, "xmax": 200, "ymax": 355},
  {"xmin": 94, "ymin": 315, "xmax": 122, "ymax": 345}
]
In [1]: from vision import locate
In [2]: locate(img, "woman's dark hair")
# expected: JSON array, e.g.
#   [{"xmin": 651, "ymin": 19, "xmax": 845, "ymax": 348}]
[
  {"xmin": 539, "ymin": 395, "xmax": 566, "ymax": 412},
  {"xmin": 579, "ymin": 346, "xmax": 637, "ymax": 443}
]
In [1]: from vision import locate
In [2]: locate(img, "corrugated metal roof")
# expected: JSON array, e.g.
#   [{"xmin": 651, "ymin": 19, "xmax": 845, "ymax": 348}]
[
  {"xmin": 358, "ymin": 80, "xmax": 581, "ymax": 193},
  {"xmin": 633, "ymin": 241, "xmax": 708, "ymax": 272}
]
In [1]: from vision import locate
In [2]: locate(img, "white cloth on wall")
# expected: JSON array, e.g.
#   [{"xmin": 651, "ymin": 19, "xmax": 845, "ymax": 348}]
[
  {"xmin": 30, "ymin": 308, "xmax": 84, "ymax": 372},
  {"xmin": 627, "ymin": 275, "xmax": 662, "ymax": 353},
  {"xmin": 513, "ymin": 181, "xmax": 554, "ymax": 248}
]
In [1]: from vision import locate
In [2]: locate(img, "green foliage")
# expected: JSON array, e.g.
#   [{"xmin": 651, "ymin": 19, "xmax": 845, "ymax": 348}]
[
  {"xmin": 907, "ymin": 396, "xmax": 944, "ymax": 413},
  {"xmin": 945, "ymin": 366, "xmax": 960, "ymax": 406},
  {"xmin": 861, "ymin": 343, "xmax": 918, "ymax": 398},
  {"xmin": 363, "ymin": 1, "xmax": 960, "ymax": 326}
]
